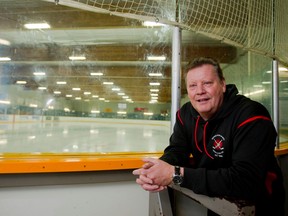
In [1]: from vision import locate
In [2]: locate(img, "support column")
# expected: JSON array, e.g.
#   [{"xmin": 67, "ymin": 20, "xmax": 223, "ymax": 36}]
[
  {"xmin": 272, "ymin": 59, "xmax": 279, "ymax": 149},
  {"xmin": 170, "ymin": 27, "xmax": 182, "ymax": 133}
]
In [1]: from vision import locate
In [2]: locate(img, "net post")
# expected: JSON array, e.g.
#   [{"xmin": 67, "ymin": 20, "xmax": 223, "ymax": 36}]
[{"xmin": 170, "ymin": 26, "xmax": 182, "ymax": 133}]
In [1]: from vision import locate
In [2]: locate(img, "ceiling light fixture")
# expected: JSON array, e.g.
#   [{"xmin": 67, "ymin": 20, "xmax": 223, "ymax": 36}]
[
  {"xmin": 149, "ymin": 100, "xmax": 158, "ymax": 104},
  {"xmin": 149, "ymin": 73, "xmax": 163, "ymax": 77},
  {"xmin": 91, "ymin": 110, "xmax": 100, "ymax": 114},
  {"xmin": 103, "ymin": 82, "xmax": 113, "ymax": 85},
  {"xmin": 69, "ymin": 56, "xmax": 86, "ymax": 61},
  {"xmin": 0, "ymin": 38, "xmax": 11, "ymax": 46},
  {"xmin": 0, "ymin": 100, "xmax": 10, "ymax": 104},
  {"xmin": 262, "ymin": 81, "xmax": 271, "ymax": 84},
  {"xmin": 279, "ymin": 67, "xmax": 288, "ymax": 72},
  {"xmin": 33, "ymin": 72, "xmax": 46, "ymax": 76},
  {"xmin": 266, "ymin": 67, "xmax": 288, "ymax": 73},
  {"xmin": 24, "ymin": 23, "xmax": 51, "ymax": 29},
  {"xmin": 253, "ymin": 85, "xmax": 263, "ymax": 88},
  {"xmin": 0, "ymin": 57, "xmax": 11, "ymax": 61},
  {"xmin": 244, "ymin": 89, "xmax": 265, "ymax": 97},
  {"xmin": 144, "ymin": 112, "xmax": 154, "ymax": 116},
  {"xmin": 16, "ymin": 81, "xmax": 27, "ymax": 84},
  {"xmin": 143, "ymin": 21, "xmax": 166, "ymax": 27},
  {"xmin": 149, "ymin": 82, "xmax": 160, "ymax": 86},
  {"xmin": 29, "ymin": 104, "xmax": 38, "ymax": 108},
  {"xmin": 150, "ymin": 89, "xmax": 159, "ymax": 92},
  {"xmin": 90, "ymin": 72, "xmax": 103, "ymax": 76},
  {"xmin": 147, "ymin": 55, "xmax": 166, "ymax": 61},
  {"xmin": 56, "ymin": 81, "xmax": 67, "ymax": 85},
  {"xmin": 117, "ymin": 111, "xmax": 127, "ymax": 114}
]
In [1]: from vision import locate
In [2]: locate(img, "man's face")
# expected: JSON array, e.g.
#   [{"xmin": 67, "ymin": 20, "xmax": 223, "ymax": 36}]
[{"xmin": 186, "ymin": 64, "xmax": 226, "ymax": 120}]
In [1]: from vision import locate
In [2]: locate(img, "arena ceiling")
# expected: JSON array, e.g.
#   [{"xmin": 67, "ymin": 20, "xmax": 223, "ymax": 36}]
[{"xmin": 0, "ymin": 0, "xmax": 237, "ymax": 104}]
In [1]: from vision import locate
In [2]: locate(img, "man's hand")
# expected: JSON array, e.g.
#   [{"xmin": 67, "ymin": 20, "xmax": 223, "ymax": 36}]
[{"xmin": 132, "ymin": 158, "xmax": 174, "ymax": 192}]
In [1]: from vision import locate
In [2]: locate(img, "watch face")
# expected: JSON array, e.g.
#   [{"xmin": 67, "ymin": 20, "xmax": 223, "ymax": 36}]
[{"xmin": 173, "ymin": 175, "xmax": 183, "ymax": 185}]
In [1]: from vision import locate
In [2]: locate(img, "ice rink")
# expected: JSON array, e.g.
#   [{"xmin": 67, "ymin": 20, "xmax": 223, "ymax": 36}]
[
  {"xmin": 0, "ymin": 115, "xmax": 287, "ymax": 155},
  {"xmin": 0, "ymin": 118, "xmax": 170, "ymax": 154}
]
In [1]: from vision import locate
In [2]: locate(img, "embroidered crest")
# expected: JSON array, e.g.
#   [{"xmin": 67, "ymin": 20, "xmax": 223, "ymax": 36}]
[{"xmin": 211, "ymin": 134, "xmax": 225, "ymax": 158}]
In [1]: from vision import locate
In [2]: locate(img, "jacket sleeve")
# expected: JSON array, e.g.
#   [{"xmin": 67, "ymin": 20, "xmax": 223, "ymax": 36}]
[
  {"xmin": 181, "ymin": 114, "xmax": 278, "ymax": 200},
  {"xmin": 159, "ymin": 108, "xmax": 191, "ymax": 167}
]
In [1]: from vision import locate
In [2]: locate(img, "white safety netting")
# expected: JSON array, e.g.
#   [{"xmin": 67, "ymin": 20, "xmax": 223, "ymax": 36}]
[{"xmin": 49, "ymin": 0, "xmax": 288, "ymax": 65}]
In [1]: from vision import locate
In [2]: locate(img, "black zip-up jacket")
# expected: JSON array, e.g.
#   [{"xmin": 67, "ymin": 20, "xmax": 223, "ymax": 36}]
[{"xmin": 160, "ymin": 84, "xmax": 285, "ymax": 215}]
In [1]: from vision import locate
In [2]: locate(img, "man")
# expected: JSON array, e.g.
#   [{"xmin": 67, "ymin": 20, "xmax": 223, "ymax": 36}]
[{"xmin": 133, "ymin": 57, "xmax": 285, "ymax": 215}]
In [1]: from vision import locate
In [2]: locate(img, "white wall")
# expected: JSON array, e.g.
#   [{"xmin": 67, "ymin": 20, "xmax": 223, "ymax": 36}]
[{"xmin": 0, "ymin": 177, "xmax": 149, "ymax": 216}]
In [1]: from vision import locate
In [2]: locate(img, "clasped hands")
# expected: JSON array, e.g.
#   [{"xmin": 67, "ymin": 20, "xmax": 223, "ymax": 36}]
[{"xmin": 132, "ymin": 158, "xmax": 174, "ymax": 192}]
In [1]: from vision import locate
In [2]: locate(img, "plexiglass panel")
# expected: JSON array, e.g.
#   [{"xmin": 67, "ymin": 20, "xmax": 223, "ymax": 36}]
[{"xmin": 0, "ymin": 0, "xmax": 286, "ymax": 154}]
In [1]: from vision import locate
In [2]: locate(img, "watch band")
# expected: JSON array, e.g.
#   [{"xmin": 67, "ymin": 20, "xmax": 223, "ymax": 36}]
[
  {"xmin": 172, "ymin": 166, "xmax": 183, "ymax": 185},
  {"xmin": 175, "ymin": 166, "xmax": 181, "ymax": 175}
]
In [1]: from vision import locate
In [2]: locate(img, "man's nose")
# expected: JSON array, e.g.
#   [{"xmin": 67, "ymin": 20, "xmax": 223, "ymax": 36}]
[{"xmin": 196, "ymin": 84, "xmax": 205, "ymax": 94}]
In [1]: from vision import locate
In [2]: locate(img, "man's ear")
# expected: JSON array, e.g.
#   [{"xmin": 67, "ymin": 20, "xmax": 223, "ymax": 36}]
[{"xmin": 222, "ymin": 80, "xmax": 226, "ymax": 93}]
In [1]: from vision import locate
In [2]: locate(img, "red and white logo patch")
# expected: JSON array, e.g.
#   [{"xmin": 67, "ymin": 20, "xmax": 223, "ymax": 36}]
[{"xmin": 211, "ymin": 134, "xmax": 225, "ymax": 158}]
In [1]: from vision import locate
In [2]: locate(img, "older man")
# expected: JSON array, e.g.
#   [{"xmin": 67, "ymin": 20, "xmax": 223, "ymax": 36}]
[{"xmin": 133, "ymin": 57, "xmax": 285, "ymax": 215}]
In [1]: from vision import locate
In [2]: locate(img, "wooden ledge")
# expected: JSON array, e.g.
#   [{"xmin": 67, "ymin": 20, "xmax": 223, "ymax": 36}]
[
  {"xmin": 0, "ymin": 152, "xmax": 162, "ymax": 174},
  {"xmin": 275, "ymin": 142, "xmax": 288, "ymax": 156},
  {"xmin": 275, "ymin": 148, "xmax": 288, "ymax": 156},
  {"xmin": 0, "ymin": 145, "xmax": 287, "ymax": 174}
]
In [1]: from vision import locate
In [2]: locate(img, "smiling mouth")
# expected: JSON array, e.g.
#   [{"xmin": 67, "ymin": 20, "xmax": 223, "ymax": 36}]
[{"xmin": 197, "ymin": 98, "xmax": 209, "ymax": 102}]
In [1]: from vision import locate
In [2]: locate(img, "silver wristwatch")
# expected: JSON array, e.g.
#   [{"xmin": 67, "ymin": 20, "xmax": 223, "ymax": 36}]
[{"xmin": 172, "ymin": 166, "xmax": 183, "ymax": 185}]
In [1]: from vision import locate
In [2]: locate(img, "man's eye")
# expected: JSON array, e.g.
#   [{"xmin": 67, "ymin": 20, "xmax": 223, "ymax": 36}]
[{"xmin": 204, "ymin": 82, "xmax": 212, "ymax": 86}]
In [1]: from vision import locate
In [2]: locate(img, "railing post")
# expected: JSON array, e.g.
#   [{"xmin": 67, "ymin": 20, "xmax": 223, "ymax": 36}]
[
  {"xmin": 149, "ymin": 190, "xmax": 173, "ymax": 216},
  {"xmin": 170, "ymin": 185, "xmax": 255, "ymax": 216}
]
